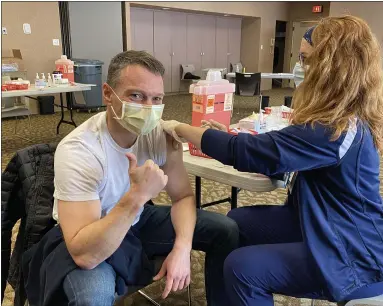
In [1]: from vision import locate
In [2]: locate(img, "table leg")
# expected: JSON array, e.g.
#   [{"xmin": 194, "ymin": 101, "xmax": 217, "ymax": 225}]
[
  {"xmin": 57, "ymin": 93, "xmax": 64, "ymax": 134},
  {"xmin": 231, "ymin": 187, "xmax": 238, "ymax": 210},
  {"xmin": 56, "ymin": 93, "xmax": 77, "ymax": 135},
  {"xmin": 195, "ymin": 176, "xmax": 201, "ymax": 209},
  {"xmin": 68, "ymin": 93, "xmax": 77, "ymax": 128}
]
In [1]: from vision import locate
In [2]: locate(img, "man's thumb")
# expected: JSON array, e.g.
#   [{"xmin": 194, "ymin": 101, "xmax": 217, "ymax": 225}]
[
  {"xmin": 153, "ymin": 264, "xmax": 166, "ymax": 281},
  {"xmin": 126, "ymin": 153, "xmax": 137, "ymax": 170}
]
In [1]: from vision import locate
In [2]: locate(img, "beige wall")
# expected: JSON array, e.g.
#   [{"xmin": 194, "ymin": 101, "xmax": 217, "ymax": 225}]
[
  {"xmin": 329, "ymin": 1, "xmax": 383, "ymax": 52},
  {"xmin": 128, "ymin": 1, "xmax": 289, "ymax": 89},
  {"xmin": 2, "ymin": 1, "xmax": 63, "ymax": 113}
]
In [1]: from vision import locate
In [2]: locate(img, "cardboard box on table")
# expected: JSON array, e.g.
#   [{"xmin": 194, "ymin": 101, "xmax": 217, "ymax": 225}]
[{"xmin": 2, "ymin": 49, "xmax": 25, "ymax": 72}]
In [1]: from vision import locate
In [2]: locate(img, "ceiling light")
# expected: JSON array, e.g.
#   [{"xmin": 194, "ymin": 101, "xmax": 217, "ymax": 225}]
[{"xmin": 162, "ymin": 7, "xmax": 170, "ymax": 10}]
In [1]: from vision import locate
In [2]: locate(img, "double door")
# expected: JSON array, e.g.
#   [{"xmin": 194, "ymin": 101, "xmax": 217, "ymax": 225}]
[{"xmin": 186, "ymin": 14, "xmax": 216, "ymax": 78}]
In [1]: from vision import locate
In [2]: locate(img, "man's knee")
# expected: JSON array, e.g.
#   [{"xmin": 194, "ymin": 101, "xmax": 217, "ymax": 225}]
[
  {"xmin": 197, "ymin": 210, "xmax": 239, "ymax": 249},
  {"xmin": 63, "ymin": 262, "xmax": 116, "ymax": 306}
]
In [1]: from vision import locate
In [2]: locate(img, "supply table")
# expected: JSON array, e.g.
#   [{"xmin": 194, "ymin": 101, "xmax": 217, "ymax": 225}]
[
  {"xmin": 2, "ymin": 83, "xmax": 95, "ymax": 134},
  {"xmin": 183, "ymin": 149, "xmax": 285, "ymax": 209}
]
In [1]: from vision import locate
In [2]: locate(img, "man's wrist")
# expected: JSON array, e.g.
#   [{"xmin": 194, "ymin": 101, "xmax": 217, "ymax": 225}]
[
  {"xmin": 119, "ymin": 188, "xmax": 147, "ymax": 212},
  {"xmin": 173, "ymin": 238, "xmax": 192, "ymax": 253}
]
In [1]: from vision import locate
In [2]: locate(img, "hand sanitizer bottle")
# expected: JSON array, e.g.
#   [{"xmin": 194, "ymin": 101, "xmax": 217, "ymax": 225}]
[{"xmin": 47, "ymin": 73, "xmax": 53, "ymax": 87}]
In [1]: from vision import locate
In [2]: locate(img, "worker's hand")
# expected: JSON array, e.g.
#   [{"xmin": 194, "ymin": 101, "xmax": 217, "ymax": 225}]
[
  {"xmin": 201, "ymin": 119, "xmax": 228, "ymax": 132},
  {"xmin": 153, "ymin": 246, "xmax": 191, "ymax": 299},
  {"xmin": 124, "ymin": 153, "xmax": 168, "ymax": 205},
  {"xmin": 161, "ymin": 119, "xmax": 185, "ymax": 150}
]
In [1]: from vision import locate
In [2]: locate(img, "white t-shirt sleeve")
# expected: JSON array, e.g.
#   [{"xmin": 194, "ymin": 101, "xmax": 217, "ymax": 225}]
[{"xmin": 54, "ymin": 141, "xmax": 103, "ymax": 202}]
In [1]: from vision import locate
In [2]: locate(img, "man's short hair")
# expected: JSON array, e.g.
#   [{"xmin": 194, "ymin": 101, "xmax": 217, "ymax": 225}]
[{"xmin": 107, "ymin": 50, "xmax": 165, "ymax": 88}]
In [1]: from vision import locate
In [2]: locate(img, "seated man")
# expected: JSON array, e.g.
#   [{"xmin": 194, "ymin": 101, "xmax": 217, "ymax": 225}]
[{"xmin": 50, "ymin": 50, "xmax": 238, "ymax": 305}]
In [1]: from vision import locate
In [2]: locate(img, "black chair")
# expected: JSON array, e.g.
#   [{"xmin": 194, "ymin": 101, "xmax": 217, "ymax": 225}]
[
  {"xmin": 235, "ymin": 72, "xmax": 261, "ymax": 96},
  {"xmin": 261, "ymin": 95, "xmax": 270, "ymax": 110},
  {"xmin": 284, "ymin": 96, "xmax": 293, "ymax": 108}
]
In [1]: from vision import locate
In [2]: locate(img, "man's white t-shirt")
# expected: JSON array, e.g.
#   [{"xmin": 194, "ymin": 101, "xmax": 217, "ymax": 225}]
[{"xmin": 52, "ymin": 111, "xmax": 167, "ymax": 224}]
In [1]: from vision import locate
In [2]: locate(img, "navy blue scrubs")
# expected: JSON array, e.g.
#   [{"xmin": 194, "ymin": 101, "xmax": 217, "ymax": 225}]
[{"xmin": 201, "ymin": 121, "xmax": 383, "ymax": 305}]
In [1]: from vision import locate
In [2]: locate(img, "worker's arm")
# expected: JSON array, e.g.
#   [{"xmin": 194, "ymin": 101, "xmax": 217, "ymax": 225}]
[
  {"xmin": 153, "ymin": 134, "xmax": 196, "ymax": 298},
  {"xmin": 200, "ymin": 124, "xmax": 343, "ymax": 175},
  {"xmin": 56, "ymin": 144, "xmax": 168, "ymax": 270},
  {"xmin": 172, "ymin": 122, "xmax": 343, "ymax": 175}
]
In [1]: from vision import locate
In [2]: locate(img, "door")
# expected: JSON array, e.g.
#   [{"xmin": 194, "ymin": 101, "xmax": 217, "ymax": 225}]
[
  {"xmin": 130, "ymin": 8, "xmax": 154, "ymax": 55},
  {"xmin": 215, "ymin": 17, "xmax": 229, "ymax": 70},
  {"xmin": 227, "ymin": 17, "xmax": 242, "ymax": 71},
  {"xmin": 170, "ymin": 12, "xmax": 187, "ymax": 93},
  {"xmin": 186, "ymin": 14, "xmax": 203, "ymax": 77},
  {"xmin": 153, "ymin": 10, "xmax": 172, "ymax": 93},
  {"xmin": 200, "ymin": 15, "xmax": 216, "ymax": 71}
]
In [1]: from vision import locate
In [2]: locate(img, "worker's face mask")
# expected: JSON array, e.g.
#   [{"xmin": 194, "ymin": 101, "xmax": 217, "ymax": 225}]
[
  {"xmin": 108, "ymin": 86, "xmax": 164, "ymax": 135},
  {"xmin": 293, "ymin": 62, "xmax": 305, "ymax": 87},
  {"xmin": 293, "ymin": 52, "xmax": 312, "ymax": 87}
]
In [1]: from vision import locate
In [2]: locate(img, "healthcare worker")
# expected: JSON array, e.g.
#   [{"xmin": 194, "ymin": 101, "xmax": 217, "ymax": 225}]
[
  {"xmin": 292, "ymin": 26, "xmax": 315, "ymax": 87},
  {"xmin": 162, "ymin": 16, "xmax": 383, "ymax": 305}
]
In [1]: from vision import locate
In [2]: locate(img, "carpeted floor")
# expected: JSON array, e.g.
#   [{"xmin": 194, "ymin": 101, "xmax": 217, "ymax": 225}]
[{"xmin": 2, "ymin": 88, "xmax": 381, "ymax": 306}]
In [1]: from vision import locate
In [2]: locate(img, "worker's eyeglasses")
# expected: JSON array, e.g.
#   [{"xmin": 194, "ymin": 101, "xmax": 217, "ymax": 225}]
[{"xmin": 299, "ymin": 53, "xmax": 306, "ymax": 67}]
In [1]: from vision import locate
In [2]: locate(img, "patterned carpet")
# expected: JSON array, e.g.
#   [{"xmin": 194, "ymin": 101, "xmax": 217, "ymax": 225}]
[{"xmin": 2, "ymin": 88, "xmax": 381, "ymax": 306}]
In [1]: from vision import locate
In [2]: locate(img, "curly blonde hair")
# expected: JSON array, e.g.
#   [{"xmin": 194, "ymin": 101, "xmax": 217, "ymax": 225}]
[{"xmin": 291, "ymin": 15, "xmax": 383, "ymax": 152}]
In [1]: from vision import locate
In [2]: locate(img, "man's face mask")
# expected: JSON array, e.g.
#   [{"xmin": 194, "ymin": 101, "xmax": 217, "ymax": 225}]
[{"xmin": 108, "ymin": 86, "xmax": 164, "ymax": 135}]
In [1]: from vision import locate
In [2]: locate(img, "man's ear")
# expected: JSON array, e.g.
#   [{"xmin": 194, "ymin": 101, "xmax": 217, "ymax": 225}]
[{"xmin": 103, "ymin": 83, "xmax": 113, "ymax": 106}]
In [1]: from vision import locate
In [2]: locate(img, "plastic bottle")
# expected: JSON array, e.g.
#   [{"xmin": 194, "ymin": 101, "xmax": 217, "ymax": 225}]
[
  {"xmin": 35, "ymin": 73, "xmax": 46, "ymax": 89},
  {"xmin": 34, "ymin": 73, "xmax": 39, "ymax": 86},
  {"xmin": 55, "ymin": 55, "xmax": 74, "ymax": 82},
  {"xmin": 41, "ymin": 73, "xmax": 46, "ymax": 81},
  {"xmin": 190, "ymin": 69, "xmax": 235, "ymax": 129},
  {"xmin": 47, "ymin": 73, "xmax": 52, "ymax": 87}
]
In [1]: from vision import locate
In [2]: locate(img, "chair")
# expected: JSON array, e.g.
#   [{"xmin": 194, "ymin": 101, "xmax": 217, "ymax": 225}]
[
  {"xmin": 284, "ymin": 96, "xmax": 293, "ymax": 108},
  {"xmin": 230, "ymin": 62, "xmax": 243, "ymax": 73},
  {"xmin": 344, "ymin": 295, "xmax": 383, "ymax": 306},
  {"xmin": 117, "ymin": 201, "xmax": 192, "ymax": 306},
  {"xmin": 235, "ymin": 73, "xmax": 261, "ymax": 97},
  {"xmin": 181, "ymin": 64, "xmax": 200, "ymax": 81},
  {"xmin": 311, "ymin": 294, "xmax": 383, "ymax": 306},
  {"xmin": 116, "ymin": 256, "xmax": 192, "ymax": 306}
]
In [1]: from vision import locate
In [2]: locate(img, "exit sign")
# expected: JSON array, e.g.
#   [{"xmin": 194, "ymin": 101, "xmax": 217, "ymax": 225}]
[{"xmin": 312, "ymin": 5, "xmax": 323, "ymax": 13}]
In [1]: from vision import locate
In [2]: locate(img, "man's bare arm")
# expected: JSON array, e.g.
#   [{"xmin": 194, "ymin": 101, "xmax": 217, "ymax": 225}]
[
  {"xmin": 163, "ymin": 134, "xmax": 196, "ymax": 250},
  {"xmin": 58, "ymin": 194, "xmax": 142, "ymax": 270},
  {"xmin": 59, "ymin": 153, "xmax": 168, "ymax": 270}
]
